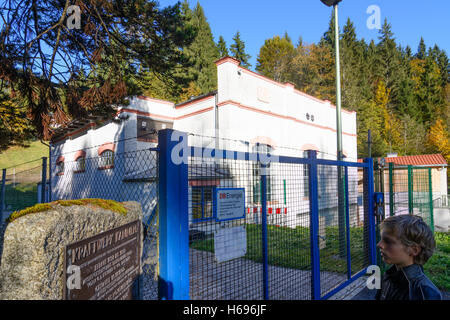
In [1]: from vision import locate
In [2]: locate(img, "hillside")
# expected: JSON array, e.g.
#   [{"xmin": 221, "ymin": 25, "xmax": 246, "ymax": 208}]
[{"xmin": 0, "ymin": 140, "xmax": 48, "ymax": 171}]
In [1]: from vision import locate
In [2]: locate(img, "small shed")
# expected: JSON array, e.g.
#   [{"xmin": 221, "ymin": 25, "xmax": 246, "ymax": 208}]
[{"xmin": 379, "ymin": 154, "xmax": 448, "ymax": 207}]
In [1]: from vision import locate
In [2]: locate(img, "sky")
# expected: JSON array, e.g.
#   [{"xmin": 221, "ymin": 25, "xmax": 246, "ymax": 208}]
[{"xmin": 157, "ymin": 0, "xmax": 450, "ymax": 71}]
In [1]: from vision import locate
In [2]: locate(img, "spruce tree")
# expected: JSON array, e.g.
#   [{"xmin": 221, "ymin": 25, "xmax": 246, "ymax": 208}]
[
  {"xmin": 230, "ymin": 31, "xmax": 252, "ymax": 68},
  {"xmin": 417, "ymin": 37, "xmax": 427, "ymax": 60},
  {"xmin": 341, "ymin": 18, "xmax": 367, "ymax": 112},
  {"xmin": 217, "ymin": 36, "xmax": 229, "ymax": 57},
  {"xmin": 377, "ymin": 18, "xmax": 407, "ymax": 115},
  {"xmin": 181, "ymin": 1, "xmax": 220, "ymax": 94}
]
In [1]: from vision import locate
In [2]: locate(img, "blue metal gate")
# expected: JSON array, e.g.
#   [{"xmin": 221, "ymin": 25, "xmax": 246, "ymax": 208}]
[{"xmin": 158, "ymin": 129, "xmax": 376, "ymax": 300}]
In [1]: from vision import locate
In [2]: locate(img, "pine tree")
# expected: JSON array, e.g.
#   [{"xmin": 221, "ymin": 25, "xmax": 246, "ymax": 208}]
[
  {"xmin": 376, "ymin": 80, "xmax": 402, "ymax": 153},
  {"xmin": 410, "ymin": 56, "xmax": 444, "ymax": 125},
  {"xmin": 181, "ymin": 1, "xmax": 220, "ymax": 94},
  {"xmin": 0, "ymin": 0, "xmax": 196, "ymax": 143},
  {"xmin": 417, "ymin": 37, "xmax": 427, "ymax": 60},
  {"xmin": 291, "ymin": 42, "xmax": 335, "ymax": 102},
  {"xmin": 377, "ymin": 19, "xmax": 412, "ymax": 117},
  {"xmin": 400, "ymin": 114, "xmax": 428, "ymax": 155},
  {"xmin": 340, "ymin": 18, "xmax": 368, "ymax": 112},
  {"xmin": 230, "ymin": 31, "xmax": 252, "ymax": 68},
  {"xmin": 0, "ymin": 91, "xmax": 34, "ymax": 151},
  {"xmin": 320, "ymin": 10, "xmax": 337, "ymax": 51},
  {"xmin": 357, "ymin": 99, "xmax": 386, "ymax": 158},
  {"xmin": 217, "ymin": 36, "xmax": 229, "ymax": 57}
]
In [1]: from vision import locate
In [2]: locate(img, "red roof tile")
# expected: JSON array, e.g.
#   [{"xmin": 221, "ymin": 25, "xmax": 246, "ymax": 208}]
[
  {"xmin": 357, "ymin": 154, "xmax": 447, "ymax": 166},
  {"xmin": 382, "ymin": 154, "xmax": 447, "ymax": 166}
]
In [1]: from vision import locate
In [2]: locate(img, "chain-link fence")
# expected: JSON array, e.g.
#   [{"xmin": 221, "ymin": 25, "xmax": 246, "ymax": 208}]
[
  {"xmin": 49, "ymin": 148, "xmax": 159, "ymax": 300},
  {"xmin": 0, "ymin": 158, "xmax": 48, "ymax": 218}
]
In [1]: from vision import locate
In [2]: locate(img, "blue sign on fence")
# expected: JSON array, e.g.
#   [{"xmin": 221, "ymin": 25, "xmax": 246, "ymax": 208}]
[{"xmin": 215, "ymin": 188, "xmax": 245, "ymax": 222}]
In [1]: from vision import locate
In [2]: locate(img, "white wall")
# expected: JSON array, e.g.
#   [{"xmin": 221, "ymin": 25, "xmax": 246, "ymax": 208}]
[{"xmin": 51, "ymin": 57, "xmax": 360, "ymax": 228}]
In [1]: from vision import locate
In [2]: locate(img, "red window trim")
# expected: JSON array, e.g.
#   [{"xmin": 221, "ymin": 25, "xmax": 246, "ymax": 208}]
[
  {"xmin": 56, "ymin": 156, "xmax": 65, "ymax": 175},
  {"xmin": 98, "ymin": 143, "xmax": 116, "ymax": 156},
  {"xmin": 98, "ymin": 144, "xmax": 115, "ymax": 170},
  {"xmin": 189, "ymin": 179, "xmax": 220, "ymax": 187},
  {"xmin": 74, "ymin": 150, "xmax": 86, "ymax": 161}
]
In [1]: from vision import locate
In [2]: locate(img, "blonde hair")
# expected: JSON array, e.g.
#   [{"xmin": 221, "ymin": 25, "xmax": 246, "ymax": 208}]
[{"xmin": 380, "ymin": 215, "xmax": 436, "ymax": 265}]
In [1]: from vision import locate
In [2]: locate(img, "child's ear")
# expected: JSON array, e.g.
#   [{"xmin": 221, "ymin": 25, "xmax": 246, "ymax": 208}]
[{"xmin": 409, "ymin": 244, "xmax": 421, "ymax": 257}]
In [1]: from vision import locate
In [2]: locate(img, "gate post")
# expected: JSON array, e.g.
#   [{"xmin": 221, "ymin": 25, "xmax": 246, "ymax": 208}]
[
  {"xmin": 428, "ymin": 168, "xmax": 434, "ymax": 233},
  {"xmin": 41, "ymin": 157, "xmax": 47, "ymax": 203},
  {"xmin": 260, "ymin": 163, "xmax": 269, "ymax": 300},
  {"xmin": 408, "ymin": 165, "xmax": 413, "ymax": 215},
  {"xmin": 389, "ymin": 162, "xmax": 394, "ymax": 217},
  {"xmin": 158, "ymin": 129, "xmax": 189, "ymax": 300},
  {"xmin": 307, "ymin": 150, "xmax": 320, "ymax": 300},
  {"xmin": 364, "ymin": 158, "xmax": 376, "ymax": 266},
  {"xmin": 1, "ymin": 168, "xmax": 6, "ymax": 217}
]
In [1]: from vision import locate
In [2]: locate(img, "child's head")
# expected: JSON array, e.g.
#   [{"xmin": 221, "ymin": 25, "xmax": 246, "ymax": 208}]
[{"xmin": 377, "ymin": 215, "xmax": 436, "ymax": 267}]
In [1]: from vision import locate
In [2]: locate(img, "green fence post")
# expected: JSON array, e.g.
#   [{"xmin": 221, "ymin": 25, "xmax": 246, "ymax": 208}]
[
  {"xmin": 1, "ymin": 168, "xmax": 6, "ymax": 218},
  {"xmin": 428, "ymin": 168, "xmax": 434, "ymax": 233},
  {"xmin": 408, "ymin": 165, "xmax": 413, "ymax": 215},
  {"xmin": 41, "ymin": 157, "xmax": 47, "ymax": 203},
  {"xmin": 389, "ymin": 163, "xmax": 394, "ymax": 217},
  {"xmin": 374, "ymin": 160, "xmax": 379, "ymax": 193}
]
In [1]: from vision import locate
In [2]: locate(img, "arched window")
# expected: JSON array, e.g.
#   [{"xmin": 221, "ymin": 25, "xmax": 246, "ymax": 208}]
[
  {"xmin": 73, "ymin": 151, "xmax": 86, "ymax": 173},
  {"xmin": 252, "ymin": 143, "xmax": 273, "ymax": 203},
  {"xmin": 56, "ymin": 156, "xmax": 65, "ymax": 176},
  {"xmin": 99, "ymin": 149, "xmax": 114, "ymax": 169}
]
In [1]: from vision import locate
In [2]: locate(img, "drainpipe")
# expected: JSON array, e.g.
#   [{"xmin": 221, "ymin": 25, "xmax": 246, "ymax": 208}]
[{"xmin": 215, "ymin": 92, "xmax": 219, "ymax": 151}]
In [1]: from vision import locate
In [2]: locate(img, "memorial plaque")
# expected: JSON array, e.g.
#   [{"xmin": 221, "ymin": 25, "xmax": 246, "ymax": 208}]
[{"xmin": 64, "ymin": 220, "xmax": 141, "ymax": 300}]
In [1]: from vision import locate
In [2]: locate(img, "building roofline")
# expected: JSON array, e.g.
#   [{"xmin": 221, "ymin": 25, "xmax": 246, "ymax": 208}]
[
  {"xmin": 214, "ymin": 56, "xmax": 356, "ymax": 115},
  {"xmin": 174, "ymin": 91, "xmax": 217, "ymax": 109}
]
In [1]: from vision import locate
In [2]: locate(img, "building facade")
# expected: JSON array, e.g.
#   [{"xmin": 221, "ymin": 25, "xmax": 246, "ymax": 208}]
[{"xmin": 50, "ymin": 56, "xmax": 359, "ymax": 228}]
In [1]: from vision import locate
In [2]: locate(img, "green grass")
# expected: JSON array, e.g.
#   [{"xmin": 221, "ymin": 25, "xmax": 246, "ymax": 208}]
[
  {"xmin": 0, "ymin": 140, "xmax": 49, "ymax": 212},
  {"xmin": 423, "ymin": 232, "xmax": 450, "ymax": 291},
  {"xmin": 0, "ymin": 139, "xmax": 48, "ymax": 170},
  {"xmin": 190, "ymin": 224, "xmax": 368, "ymax": 275},
  {"xmin": 4, "ymin": 183, "xmax": 38, "ymax": 211}
]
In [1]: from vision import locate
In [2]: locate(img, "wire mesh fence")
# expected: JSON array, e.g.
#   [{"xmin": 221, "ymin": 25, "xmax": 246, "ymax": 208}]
[
  {"xmin": 49, "ymin": 148, "xmax": 159, "ymax": 300},
  {"xmin": 184, "ymin": 133, "xmax": 373, "ymax": 300},
  {"xmin": 377, "ymin": 164, "xmax": 435, "ymax": 231},
  {"xmin": 411, "ymin": 168, "xmax": 433, "ymax": 229},
  {"xmin": 0, "ymin": 130, "xmax": 377, "ymax": 300},
  {"xmin": 2, "ymin": 159, "xmax": 44, "ymax": 213}
]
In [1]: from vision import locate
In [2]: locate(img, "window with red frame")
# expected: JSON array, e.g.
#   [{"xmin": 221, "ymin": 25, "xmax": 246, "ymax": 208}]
[
  {"xmin": 56, "ymin": 160, "xmax": 64, "ymax": 175},
  {"xmin": 74, "ymin": 156, "xmax": 85, "ymax": 173},
  {"xmin": 99, "ymin": 149, "xmax": 114, "ymax": 169}
]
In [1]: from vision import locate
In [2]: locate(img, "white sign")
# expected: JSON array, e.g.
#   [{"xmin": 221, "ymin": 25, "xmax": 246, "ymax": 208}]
[
  {"xmin": 214, "ymin": 226, "xmax": 247, "ymax": 263},
  {"xmin": 216, "ymin": 188, "xmax": 245, "ymax": 221}
]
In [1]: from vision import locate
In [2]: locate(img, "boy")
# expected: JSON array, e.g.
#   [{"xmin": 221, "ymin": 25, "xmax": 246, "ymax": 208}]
[{"xmin": 375, "ymin": 214, "xmax": 442, "ymax": 300}]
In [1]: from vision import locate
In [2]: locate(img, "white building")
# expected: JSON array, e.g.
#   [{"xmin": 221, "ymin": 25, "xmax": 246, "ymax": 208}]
[{"xmin": 50, "ymin": 56, "xmax": 359, "ymax": 228}]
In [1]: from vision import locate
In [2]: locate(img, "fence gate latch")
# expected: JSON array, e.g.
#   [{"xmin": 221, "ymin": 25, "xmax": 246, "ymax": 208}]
[{"xmin": 374, "ymin": 192, "xmax": 385, "ymax": 222}]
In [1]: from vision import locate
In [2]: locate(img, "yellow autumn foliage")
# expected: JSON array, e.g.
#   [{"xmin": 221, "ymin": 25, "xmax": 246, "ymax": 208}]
[{"xmin": 427, "ymin": 118, "xmax": 450, "ymax": 163}]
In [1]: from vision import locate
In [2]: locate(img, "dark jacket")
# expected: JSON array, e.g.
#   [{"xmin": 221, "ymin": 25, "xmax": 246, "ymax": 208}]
[{"xmin": 376, "ymin": 264, "xmax": 442, "ymax": 300}]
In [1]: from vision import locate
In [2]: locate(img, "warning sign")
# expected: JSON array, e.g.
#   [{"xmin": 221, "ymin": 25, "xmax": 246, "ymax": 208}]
[{"xmin": 215, "ymin": 188, "xmax": 245, "ymax": 222}]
